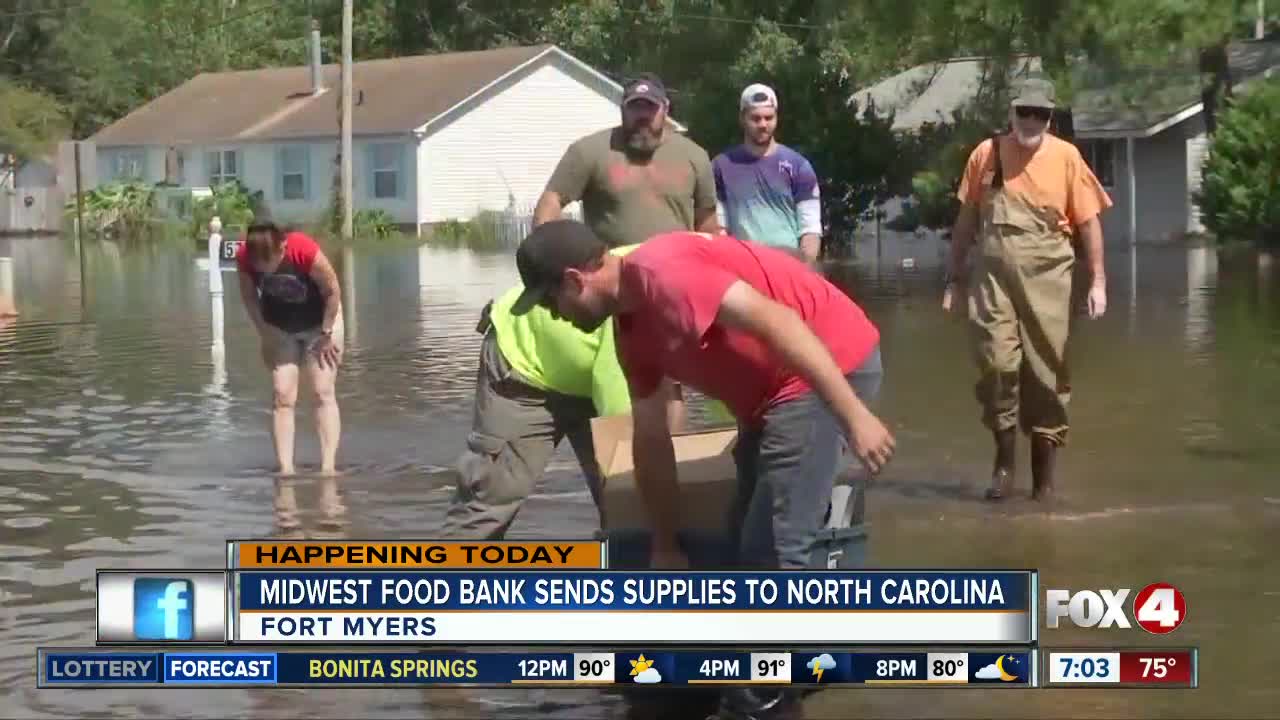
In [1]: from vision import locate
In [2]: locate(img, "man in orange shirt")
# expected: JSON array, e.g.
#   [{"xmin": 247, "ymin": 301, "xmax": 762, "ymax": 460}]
[{"xmin": 942, "ymin": 78, "xmax": 1112, "ymax": 503}]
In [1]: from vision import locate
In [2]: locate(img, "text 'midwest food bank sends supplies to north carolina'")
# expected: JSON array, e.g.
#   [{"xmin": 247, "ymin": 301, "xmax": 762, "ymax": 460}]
[{"xmin": 230, "ymin": 570, "xmax": 1036, "ymax": 645}]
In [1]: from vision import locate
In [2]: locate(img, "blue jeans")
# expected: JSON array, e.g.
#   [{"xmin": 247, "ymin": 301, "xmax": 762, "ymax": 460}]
[
  {"xmin": 727, "ymin": 346, "xmax": 884, "ymax": 569},
  {"xmin": 717, "ymin": 347, "xmax": 884, "ymax": 718}
]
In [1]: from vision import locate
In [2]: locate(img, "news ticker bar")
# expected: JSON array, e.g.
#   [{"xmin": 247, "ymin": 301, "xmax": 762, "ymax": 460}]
[
  {"xmin": 97, "ymin": 569, "xmax": 1036, "ymax": 645},
  {"xmin": 40, "ymin": 648, "xmax": 1037, "ymax": 688},
  {"xmin": 38, "ymin": 648, "xmax": 1200, "ymax": 689}
]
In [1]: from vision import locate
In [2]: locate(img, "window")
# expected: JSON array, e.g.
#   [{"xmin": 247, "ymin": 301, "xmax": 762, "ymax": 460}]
[
  {"xmin": 206, "ymin": 149, "xmax": 240, "ymax": 187},
  {"xmin": 278, "ymin": 145, "xmax": 309, "ymax": 200},
  {"xmin": 369, "ymin": 143, "xmax": 401, "ymax": 199},
  {"xmin": 1078, "ymin": 140, "xmax": 1116, "ymax": 187},
  {"xmin": 111, "ymin": 150, "xmax": 146, "ymax": 180}
]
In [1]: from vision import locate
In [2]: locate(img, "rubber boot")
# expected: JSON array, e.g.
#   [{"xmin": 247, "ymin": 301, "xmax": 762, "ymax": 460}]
[
  {"xmin": 984, "ymin": 428, "xmax": 1017, "ymax": 501},
  {"xmin": 1031, "ymin": 435, "xmax": 1057, "ymax": 502}
]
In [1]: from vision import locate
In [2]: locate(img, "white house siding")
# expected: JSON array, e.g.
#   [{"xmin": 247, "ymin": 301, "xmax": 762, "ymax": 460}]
[
  {"xmin": 1099, "ymin": 115, "xmax": 1205, "ymax": 244},
  {"xmin": 417, "ymin": 55, "xmax": 621, "ymax": 224},
  {"xmin": 1185, "ymin": 132, "xmax": 1210, "ymax": 235},
  {"xmin": 97, "ymin": 135, "xmax": 419, "ymax": 225}
]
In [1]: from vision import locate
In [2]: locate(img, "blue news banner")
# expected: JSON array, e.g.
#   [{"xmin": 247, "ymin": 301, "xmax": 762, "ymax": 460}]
[{"xmin": 39, "ymin": 649, "xmax": 1038, "ymax": 687}]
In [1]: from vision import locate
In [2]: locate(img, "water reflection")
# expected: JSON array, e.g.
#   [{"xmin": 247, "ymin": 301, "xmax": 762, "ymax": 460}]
[{"xmin": 0, "ymin": 233, "xmax": 1277, "ymax": 718}]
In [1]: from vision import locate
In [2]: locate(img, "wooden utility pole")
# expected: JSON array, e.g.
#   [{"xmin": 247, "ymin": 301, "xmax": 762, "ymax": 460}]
[
  {"xmin": 1259, "ymin": 0, "xmax": 1267, "ymax": 39},
  {"xmin": 73, "ymin": 141, "xmax": 86, "ymax": 308},
  {"xmin": 340, "ymin": 0, "xmax": 354, "ymax": 239}
]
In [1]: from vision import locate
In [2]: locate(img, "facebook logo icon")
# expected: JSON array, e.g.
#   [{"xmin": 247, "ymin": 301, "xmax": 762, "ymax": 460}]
[{"xmin": 132, "ymin": 579, "xmax": 194, "ymax": 641}]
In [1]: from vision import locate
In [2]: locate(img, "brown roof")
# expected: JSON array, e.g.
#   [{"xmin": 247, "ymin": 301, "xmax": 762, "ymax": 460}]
[{"xmin": 91, "ymin": 44, "xmax": 560, "ymax": 146}]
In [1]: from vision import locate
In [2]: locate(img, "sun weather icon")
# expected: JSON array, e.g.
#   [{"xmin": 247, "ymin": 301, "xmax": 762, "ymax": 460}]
[
  {"xmin": 806, "ymin": 653, "xmax": 837, "ymax": 682},
  {"xmin": 975, "ymin": 655, "xmax": 1023, "ymax": 682},
  {"xmin": 629, "ymin": 654, "xmax": 662, "ymax": 684}
]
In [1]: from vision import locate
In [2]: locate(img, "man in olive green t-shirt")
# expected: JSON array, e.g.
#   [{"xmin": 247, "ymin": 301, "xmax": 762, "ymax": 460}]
[
  {"xmin": 532, "ymin": 74, "xmax": 721, "ymax": 246},
  {"xmin": 442, "ymin": 246, "xmax": 643, "ymax": 539}
]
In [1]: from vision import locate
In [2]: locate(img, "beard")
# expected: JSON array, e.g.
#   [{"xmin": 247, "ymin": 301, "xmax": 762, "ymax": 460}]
[
  {"xmin": 1013, "ymin": 128, "xmax": 1045, "ymax": 148},
  {"xmin": 748, "ymin": 129, "xmax": 774, "ymax": 147},
  {"xmin": 624, "ymin": 124, "xmax": 663, "ymax": 154}
]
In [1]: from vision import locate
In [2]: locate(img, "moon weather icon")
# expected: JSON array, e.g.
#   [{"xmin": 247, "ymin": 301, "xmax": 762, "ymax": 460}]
[{"xmin": 996, "ymin": 654, "xmax": 1020, "ymax": 682}]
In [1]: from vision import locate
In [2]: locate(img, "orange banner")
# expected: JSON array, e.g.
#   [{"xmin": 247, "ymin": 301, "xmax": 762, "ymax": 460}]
[{"xmin": 235, "ymin": 541, "xmax": 604, "ymax": 569}]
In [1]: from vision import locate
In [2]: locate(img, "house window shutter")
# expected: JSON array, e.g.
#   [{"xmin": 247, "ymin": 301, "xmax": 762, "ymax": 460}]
[
  {"xmin": 274, "ymin": 146, "xmax": 285, "ymax": 200},
  {"xmin": 363, "ymin": 143, "xmax": 374, "ymax": 201},
  {"xmin": 303, "ymin": 145, "xmax": 312, "ymax": 201},
  {"xmin": 206, "ymin": 151, "xmax": 219, "ymax": 185},
  {"xmin": 397, "ymin": 143, "xmax": 407, "ymax": 200}
]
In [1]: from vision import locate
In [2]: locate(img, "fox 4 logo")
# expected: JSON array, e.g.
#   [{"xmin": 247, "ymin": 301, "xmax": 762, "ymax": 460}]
[{"xmin": 1045, "ymin": 582, "xmax": 1187, "ymax": 634}]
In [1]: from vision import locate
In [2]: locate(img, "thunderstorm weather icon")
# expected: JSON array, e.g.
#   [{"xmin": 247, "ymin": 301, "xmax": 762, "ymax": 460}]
[
  {"xmin": 975, "ymin": 655, "xmax": 1023, "ymax": 682},
  {"xmin": 806, "ymin": 653, "xmax": 837, "ymax": 682},
  {"xmin": 629, "ymin": 654, "xmax": 662, "ymax": 684}
]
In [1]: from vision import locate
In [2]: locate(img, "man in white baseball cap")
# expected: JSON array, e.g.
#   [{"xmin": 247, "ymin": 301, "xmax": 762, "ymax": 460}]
[{"xmin": 712, "ymin": 83, "xmax": 824, "ymax": 263}]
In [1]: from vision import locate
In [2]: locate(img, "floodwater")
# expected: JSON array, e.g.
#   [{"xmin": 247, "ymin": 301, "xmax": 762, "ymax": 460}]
[{"xmin": 0, "ymin": 232, "xmax": 1277, "ymax": 719}]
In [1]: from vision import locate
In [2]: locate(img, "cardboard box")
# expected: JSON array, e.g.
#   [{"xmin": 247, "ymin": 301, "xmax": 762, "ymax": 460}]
[
  {"xmin": 591, "ymin": 412, "xmax": 869, "ymax": 571},
  {"xmin": 590, "ymin": 413, "xmax": 739, "ymax": 533}
]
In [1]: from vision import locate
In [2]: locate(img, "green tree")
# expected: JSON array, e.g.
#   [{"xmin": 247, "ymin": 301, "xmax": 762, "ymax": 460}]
[
  {"xmin": 0, "ymin": 77, "xmax": 68, "ymax": 162},
  {"xmin": 1195, "ymin": 75, "xmax": 1280, "ymax": 245}
]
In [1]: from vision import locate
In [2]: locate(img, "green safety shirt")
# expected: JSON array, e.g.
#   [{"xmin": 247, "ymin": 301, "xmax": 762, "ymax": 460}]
[{"xmin": 488, "ymin": 245, "xmax": 639, "ymax": 417}]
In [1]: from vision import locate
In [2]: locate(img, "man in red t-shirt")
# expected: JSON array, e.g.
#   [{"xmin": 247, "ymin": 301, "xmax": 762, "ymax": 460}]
[
  {"xmin": 236, "ymin": 217, "xmax": 345, "ymax": 494},
  {"xmin": 509, "ymin": 220, "xmax": 894, "ymax": 572}
]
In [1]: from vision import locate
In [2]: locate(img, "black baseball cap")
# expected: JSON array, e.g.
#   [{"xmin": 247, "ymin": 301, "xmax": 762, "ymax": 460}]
[
  {"xmin": 510, "ymin": 220, "xmax": 609, "ymax": 316},
  {"xmin": 622, "ymin": 75, "xmax": 668, "ymax": 106}
]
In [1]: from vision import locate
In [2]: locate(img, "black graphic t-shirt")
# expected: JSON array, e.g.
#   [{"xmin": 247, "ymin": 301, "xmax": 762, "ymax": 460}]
[{"xmin": 236, "ymin": 232, "xmax": 327, "ymax": 333}]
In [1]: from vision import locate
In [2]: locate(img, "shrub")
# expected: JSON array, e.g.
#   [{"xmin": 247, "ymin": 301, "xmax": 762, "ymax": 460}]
[
  {"xmin": 1195, "ymin": 76, "xmax": 1280, "ymax": 245},
  {"xmin": 425, "ymin": 213, "xmax": 512, "ymax": 253},
  {"xmin": 353, "ymin": 208, "xmax": 397, "ymax": 239},
  {"xmin": 192, "ymin": 181, "xmax": 260, "ymax": 236},
  {"xmin": 66, "ymin": 181, "xmax": 158, "ymax": 236},
  {"xmin": 911, "ymin": 170, "xmax": 962, "ymax": 231}
]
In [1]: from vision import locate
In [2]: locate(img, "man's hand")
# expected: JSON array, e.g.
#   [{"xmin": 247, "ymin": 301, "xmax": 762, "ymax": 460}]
[
  {"xmin": 1087, "ymin": 279, "xmax": 1107, "ymax": 319},
  {"xmin": 1077, "ymin": 216, "xmax": 1106, "ymax": 319},
  {"xmin": 715, "ymin": 280, "xmax": 897, "ymax": 476},
  {"xmin": 846, "ymin": 405, "xmax": 896, "ymax": 475},
  {"xmin": 941, "ymin": 282, "xmax": 960, "ymax": 313},
  {"xmin": 943, "ymin": 206, "xmax": 977, "ymax": 314}
]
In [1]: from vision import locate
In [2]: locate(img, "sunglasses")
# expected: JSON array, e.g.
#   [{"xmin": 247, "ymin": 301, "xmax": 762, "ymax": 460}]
[{"xmin": 1014, "ymin": 106, "xmax": 1051, "ymax": 122}]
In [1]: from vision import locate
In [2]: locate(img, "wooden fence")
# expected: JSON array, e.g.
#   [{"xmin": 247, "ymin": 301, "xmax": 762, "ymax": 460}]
[{"xmin": 0, "ymin": 187, "xmax": 65, "ymax": 235}]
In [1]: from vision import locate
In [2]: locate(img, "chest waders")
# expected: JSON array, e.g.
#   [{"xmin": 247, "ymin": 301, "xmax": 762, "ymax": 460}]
[{"xmin": 966, "ymin": 134, "xmax": 1075, "ymax": 502}]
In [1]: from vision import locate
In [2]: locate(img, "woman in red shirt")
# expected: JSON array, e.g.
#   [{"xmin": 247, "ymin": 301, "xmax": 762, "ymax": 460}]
[{"xmin": 236, "ymin": 215, "xmax": 344, "ymax": 477}]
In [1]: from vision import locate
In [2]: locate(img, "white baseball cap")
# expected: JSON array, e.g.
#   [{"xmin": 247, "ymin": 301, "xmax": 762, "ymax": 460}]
[{"xmin": 740, "ymin": 83, "xmax": 778, "ymax": 112}]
